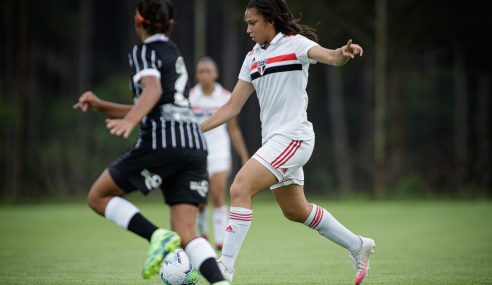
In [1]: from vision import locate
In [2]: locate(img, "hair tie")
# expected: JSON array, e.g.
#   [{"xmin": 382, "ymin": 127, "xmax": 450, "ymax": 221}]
[
  {"xmin": 135, "ymin": 9, "xmax": 162, "ymax": 29},
  {"xmin": 135, "ymin": 9, "xmax": 151, "ymax": 25}
]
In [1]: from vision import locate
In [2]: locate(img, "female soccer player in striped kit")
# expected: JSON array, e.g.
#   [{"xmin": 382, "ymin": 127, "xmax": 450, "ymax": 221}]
[
  {"xmin": 73, "ymin": 0, "xmax": 228, "ymax": 284},
  {"xmin": 189, "ymin": 57, "xmax": 250, "ymax": 251},
  {"xmin": 200, "ymin": 0, "xmax": 375, "ymax": 284}
]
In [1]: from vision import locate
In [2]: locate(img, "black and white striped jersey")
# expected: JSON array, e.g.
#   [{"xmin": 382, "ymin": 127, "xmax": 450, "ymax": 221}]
[{"xmin": 128, "ymin": 33, "xmax": 207, "ymax": 151}]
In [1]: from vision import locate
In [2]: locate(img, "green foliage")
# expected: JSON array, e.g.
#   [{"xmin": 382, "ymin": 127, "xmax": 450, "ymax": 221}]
[
  {"xmin": 2, "ymin": 0, "xmax": 490, "ymax": 199},
  {"xmin": 0, "ymin": 97, "xmax": 15, "ymax": 131},
  {"xmin": 392, "ymin": 175, "xmax": 431, "ymax": 199},
  {"xmin": 30, "ymin": 74, "xmax": 138, "ymax": 198}
]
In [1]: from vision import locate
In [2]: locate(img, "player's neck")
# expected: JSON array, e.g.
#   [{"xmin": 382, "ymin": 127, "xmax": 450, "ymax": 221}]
[{"xmin": 201, "ymin": 84, "xmax": 215, "ymax": 96}]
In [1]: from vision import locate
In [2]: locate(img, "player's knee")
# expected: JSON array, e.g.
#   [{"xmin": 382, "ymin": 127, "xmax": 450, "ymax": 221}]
[
  {"xmin": 282, "ymin": 208, "xmax": 306, "ymax": 223},
  {"xmin": 87, "ymin": 188, "xmax": 105, "ymax": 215},
  {"xmin": 229, "ymin": 177, "xmax": 250, "ymax": 202}
]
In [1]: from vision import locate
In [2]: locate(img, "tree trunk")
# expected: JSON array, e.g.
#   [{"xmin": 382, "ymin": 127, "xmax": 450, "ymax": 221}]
[
  {"xmin": 11, "ymin": 0, "xmax": 29, "ymax": 200},
  {"xmin": 220, "ymin": 0, "xmax": 240, "ymax": 90},
  {"xmin": 194, "ymin": 0, "xmax": 207, "ymax": 63},
  {"xmin": 0, "ymin": 0, "xmax": 14, "ymax": 198},
  {"xmin": 326, "ymin": 67, "xmax": 354, "ymax": 195},
  {"xmin": 374, "ymin": 0, "xmax": 387, "ymax": 198},
  {"xmin": 475, "ymin": 74, "xmax": 490, "ymax": 192},
  {"xmin": 454, "ymin": 48, "xmax": 468, "ymax": 193},
  {"xmin": 359, "ymin": 60, "xmax": 374, "ymax": 193},
  {"xmin": 73, "ymin": 0, "xmax": 94, "ymax": 196},
  {"xmin": 387, "ymin": 62, "xmax": 405, "ymax": 192}
]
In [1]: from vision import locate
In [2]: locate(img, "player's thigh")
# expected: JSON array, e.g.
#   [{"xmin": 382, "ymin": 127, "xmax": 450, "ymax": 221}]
[
  {"xmin": 272, "ymin": 184, "xmax": 311, "ymax": 222},
  {"xmin": 231, "ymin": 158, "xmax": 277, "ymax": 199},
  {"xmin": 170, "ymin": 203, "xmax": 199, "ymax": 246}
]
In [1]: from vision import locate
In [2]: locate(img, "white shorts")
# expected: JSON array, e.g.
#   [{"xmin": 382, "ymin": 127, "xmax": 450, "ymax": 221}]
[
  {"xmin": 253, "ymin": 135, "xmax": 314, "ymax": 190},
  {"xmin": 207, "ymin": 150, "xmax": 232, "ymax": 177}
]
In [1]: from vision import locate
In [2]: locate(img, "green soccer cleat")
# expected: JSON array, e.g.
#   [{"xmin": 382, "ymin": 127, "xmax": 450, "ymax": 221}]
[{"xmin": 141, "ymin": 229, "xmax": 181, "ymax": 279}]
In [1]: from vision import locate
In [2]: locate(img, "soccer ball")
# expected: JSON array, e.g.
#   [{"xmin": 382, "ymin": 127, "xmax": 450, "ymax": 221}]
[{"xmin": 159, "ymin": 248, "xmax": 199, "ymax": 285}]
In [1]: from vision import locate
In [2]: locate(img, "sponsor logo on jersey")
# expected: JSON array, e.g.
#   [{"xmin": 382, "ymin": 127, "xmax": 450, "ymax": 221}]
[
  {"xmin": 190, "ymin": 180, "xmax": 209, "ymax": 197},
  {"xmin": 280, "ymin": 168, "xmax": 288, "ymax": 174},
  {"xmin": 141, "ymin": 169, "xmax": 162, "ymax": 192}
]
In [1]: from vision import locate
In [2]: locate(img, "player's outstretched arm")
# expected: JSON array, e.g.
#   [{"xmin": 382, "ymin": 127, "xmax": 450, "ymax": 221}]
[
  {"xmin": 105, "ymin": 76, "xmax": 162, "ymax": 138},
  {"xmin": 201, "ymin": 79, "xmax": 254, "ymax": 133},
  {"xmin": 308, "ymin": 39, "xmax": 363, "ymax": 66},
  {"xmin": 73, "ymin": 91, "xmax": 132, "ymax": 118}
]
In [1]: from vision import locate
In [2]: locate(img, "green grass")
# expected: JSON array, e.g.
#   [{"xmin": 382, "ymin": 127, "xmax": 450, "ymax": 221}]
[{"xmin": 1, "ymin": 199, "xmax": 491, "ymax": 284}]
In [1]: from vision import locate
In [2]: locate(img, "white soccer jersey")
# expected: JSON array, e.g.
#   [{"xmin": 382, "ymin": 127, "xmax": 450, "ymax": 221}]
[
  {"xmin": 239, "ymin": 32, "xmax": 319, "ymax": 144},
  {"xmin": 189, "ymin": 83, "xmax": 232, "ymax": 173}
]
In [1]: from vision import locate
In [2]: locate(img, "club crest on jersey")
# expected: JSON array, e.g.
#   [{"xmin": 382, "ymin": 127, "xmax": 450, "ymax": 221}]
[{"xmin": 257, "ymin": 59, "xmax": 267, "ymax": 75}]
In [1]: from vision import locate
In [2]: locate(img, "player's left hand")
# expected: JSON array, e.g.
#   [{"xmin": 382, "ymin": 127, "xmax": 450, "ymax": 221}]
[
  {"xmin": 105, "ymin": 118, "xmax": 135, "ymax": 138},
  {"xmin": 341, "ymin": 39, "xmax": 363, "ymax": 58}
]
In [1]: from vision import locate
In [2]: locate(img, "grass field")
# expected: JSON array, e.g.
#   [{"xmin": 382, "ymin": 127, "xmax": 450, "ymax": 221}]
[{"xmin": 1, "ymin": 198, "xmax": 491, "ymax": 284}]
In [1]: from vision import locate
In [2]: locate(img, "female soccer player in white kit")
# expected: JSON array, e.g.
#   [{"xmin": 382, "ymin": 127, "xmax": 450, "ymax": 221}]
[
  {"xmin": 189, "ymin": 57, "xmax": 249, "ymax": 250},
  {"xmin": 200, "ymin": 0, "xmax": 375, "ymax": 284}
]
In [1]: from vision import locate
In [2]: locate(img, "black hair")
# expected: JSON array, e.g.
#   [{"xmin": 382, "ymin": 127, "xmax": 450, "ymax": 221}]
[
  {"xmin": 137, "ymin": 0, "xmax": 174, "ymax": 35},
  {"xmin": 197, "ymin": 57, "xmax": 218, "ymax": 70},
  {"xmin": 247, "ymin": 0, "xmax": 318, "ymax": 42}
]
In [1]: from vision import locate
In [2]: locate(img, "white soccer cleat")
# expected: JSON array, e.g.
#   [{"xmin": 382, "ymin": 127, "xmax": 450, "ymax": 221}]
[
  {"xmin": 217, "ymin": 258, "xmax": 234, "ymax": 282},
  {"xmin": 350, "ymin": 236, "xmax": 376, "ymax": 285}
]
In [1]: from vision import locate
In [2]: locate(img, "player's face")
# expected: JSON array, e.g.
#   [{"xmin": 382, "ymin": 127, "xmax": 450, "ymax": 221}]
[
  {"xmin": 196, "ymin": 61, "xmax": 217, "ymax": 87},
  {"xmin": 244, "ymin": 8, "xmax": 275, "ymax": 45}
]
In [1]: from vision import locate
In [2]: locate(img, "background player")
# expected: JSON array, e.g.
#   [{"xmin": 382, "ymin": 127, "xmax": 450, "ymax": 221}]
[
  {"xmin": 73, "ymin": 0, "xmax": 228, "ymax": 284},
  {"xmin": 200, "ymin": 0, "xmax": 375, "ymax": 284},
  {"xmin": 189, "ymin": 57, "xmax": 249, "ymax": 250}
]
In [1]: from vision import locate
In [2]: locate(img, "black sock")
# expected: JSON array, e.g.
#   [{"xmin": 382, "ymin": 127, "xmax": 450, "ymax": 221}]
[
  {"xmin": 199, "ymin": 257, "xmax": 225, "ymax": 283},
  {"xmin": 127, "ymin": 213, "xmax": 158, "ymax": 241}
]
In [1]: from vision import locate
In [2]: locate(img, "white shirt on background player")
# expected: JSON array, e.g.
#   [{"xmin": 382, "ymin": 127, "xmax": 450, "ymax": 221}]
[{"xmin": 189, "ymin": 83, "xmax": 232, "ymax": 175}]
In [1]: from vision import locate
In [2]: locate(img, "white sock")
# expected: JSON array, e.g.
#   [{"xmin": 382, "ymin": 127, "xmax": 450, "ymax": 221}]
[
  {"xmin": 104, "ymin": 196, "xmax": 139, "ymax": 229},
  {"xmin": 213, "ymin": 206, "xmax": 228, "ymax": 247},
  {"xmin": 304, "ymin": 204, "xmax": 361, "ymax": 253},
  {"xmin": 220, "ymin": 207, "xmax": 252, "ymax": 269},
  {"xmin": 185, "ymin": 237, "xmax": 217, "ymax": 270},
  {"xmin": 197, "ymin": 207, "xmax": 209, "ymax": 236}
]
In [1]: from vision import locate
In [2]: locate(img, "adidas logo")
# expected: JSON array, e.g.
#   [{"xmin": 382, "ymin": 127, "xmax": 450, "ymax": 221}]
[
  {"xmin": 226, "ymin": 225, "xmax": 235, "ymax": 233},
  {"xmin": 280, "ymin": 168, "xmax": 288, "ymax": 174}
]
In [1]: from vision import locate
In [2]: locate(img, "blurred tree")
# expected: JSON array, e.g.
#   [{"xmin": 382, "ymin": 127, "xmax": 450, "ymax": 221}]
[
  {"xmin": 453, "ymin": 48, "xmax": 468, "ymax": 192},
  {"xmin": 326, "ymin": 67, "xmax": 354, "ymax": 195},
  {"xmin": 374, "ymin": 0, "xmax": 388, "ymax": 198},
  {"xmin": 11, "ymin": 0, "xmax": 29, "ymax": 200},
  {"xmin": 0, "ymin": 0, "xmax": 490, "ymax": 200},
  {"xmin": 475, "ymin": 74, "xmax": 491, "ymax": 192}
]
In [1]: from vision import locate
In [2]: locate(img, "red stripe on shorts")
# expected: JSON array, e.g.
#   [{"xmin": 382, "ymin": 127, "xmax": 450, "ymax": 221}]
[
  {"xmin": 272, "ymin": 140, "xmax": 302, "ymax": 169},
  {"xmin": 270, "ymin": 140, "xmax": 296, "ymax": 167}
]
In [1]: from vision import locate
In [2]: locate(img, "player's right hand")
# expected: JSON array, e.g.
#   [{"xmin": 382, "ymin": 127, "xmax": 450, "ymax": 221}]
[{"xmin": 73, "ymin": 91, "xmax": 101, "ymax": 112}]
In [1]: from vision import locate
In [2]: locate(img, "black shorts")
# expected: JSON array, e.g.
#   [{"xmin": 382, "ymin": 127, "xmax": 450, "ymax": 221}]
[{"xmin": 108, "ymin": 146, "xmax": 208, "ymax": 206}]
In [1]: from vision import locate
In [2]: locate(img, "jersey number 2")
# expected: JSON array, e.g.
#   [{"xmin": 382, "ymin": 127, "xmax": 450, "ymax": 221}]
[{"xmin": 174, "ymin": 56, "xmax": 189, "ymax": 107}]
